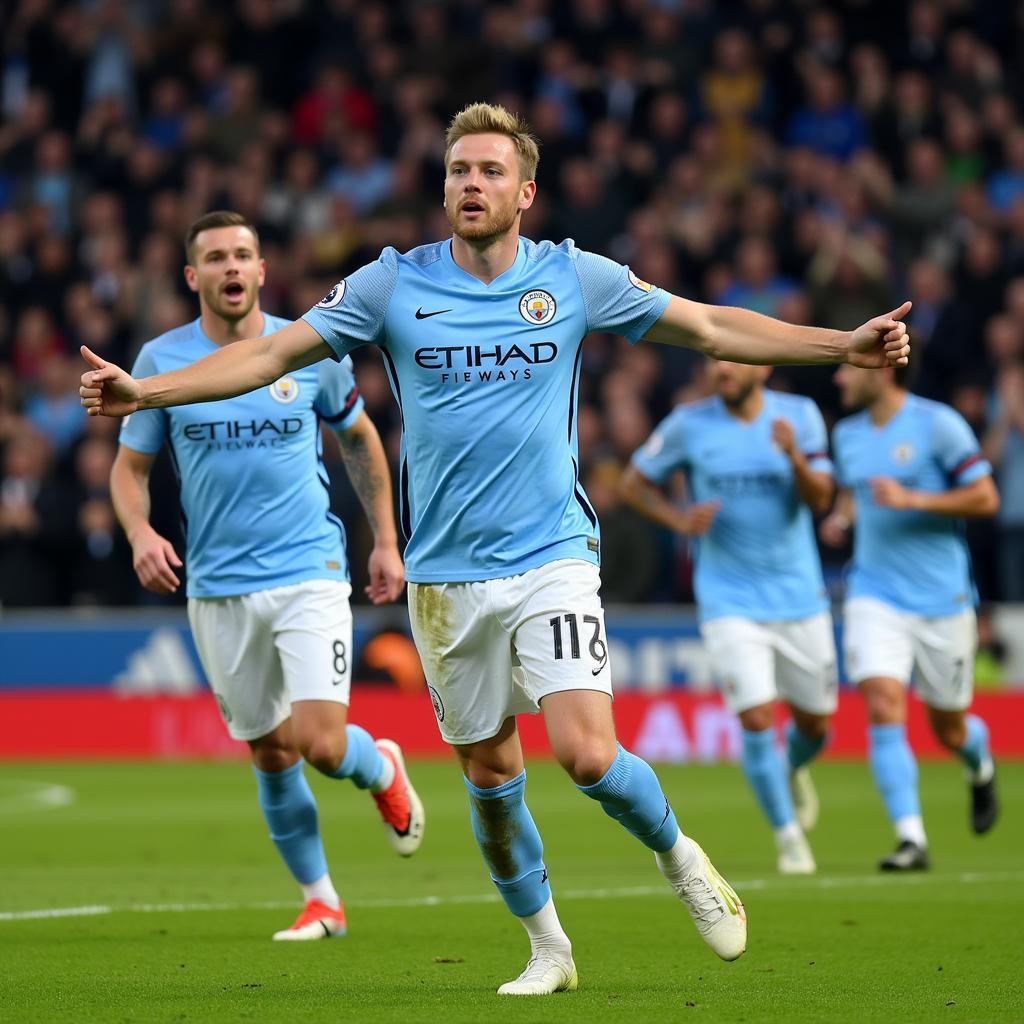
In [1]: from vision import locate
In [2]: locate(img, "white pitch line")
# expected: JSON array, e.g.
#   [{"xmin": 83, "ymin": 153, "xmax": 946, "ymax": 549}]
[
  {"xmin": 2, "ymin": 871, "xmax": 1023, "ymax": 924},
  {"xmin": 0, "ymin": 780, "xmax": 75, "ymax": 812}
]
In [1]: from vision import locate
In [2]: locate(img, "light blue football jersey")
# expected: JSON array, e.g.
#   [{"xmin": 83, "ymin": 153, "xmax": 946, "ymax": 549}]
[
  {"xmin": 832, "ymin": 394, "xmax": 992, "ymax": 616},
  {"xmin": 631, "ymin": 391, "xmax": 832, "ymax": 623},
  {"xmin": 120, "ymin": 315, "xmax": 364, "ymax": 598},
  {"xmin": 302, "ymin": 238, "xmax": 670, "ymax": 582}
]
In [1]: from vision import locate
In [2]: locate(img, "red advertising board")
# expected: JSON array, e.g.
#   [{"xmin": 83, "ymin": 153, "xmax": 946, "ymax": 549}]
[{"xmin": 1, "ymin": 688, "xmax": 1022, "ymax": 760}]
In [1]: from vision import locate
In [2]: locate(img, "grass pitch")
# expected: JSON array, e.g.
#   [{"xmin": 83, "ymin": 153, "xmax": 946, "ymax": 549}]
[{"xmin": 0, "ymin": 758, "xmax": 1022, "ymax": 1023}]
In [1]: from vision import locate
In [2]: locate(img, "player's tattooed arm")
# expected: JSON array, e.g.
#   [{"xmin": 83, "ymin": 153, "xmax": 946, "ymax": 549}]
[
  {"xmin": 644, "ymin": 296, "xmax": 911, "ymax": 369},
  {"xmin": 619, "ymin": 464, "xmax": 719, "ymax": 536},
  {"xmin": 337, "ymin": 411, "xmax": 405, "ymax": 603}
]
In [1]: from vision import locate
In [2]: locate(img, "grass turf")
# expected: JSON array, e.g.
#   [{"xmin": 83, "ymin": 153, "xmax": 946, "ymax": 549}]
[{"xmin": 0, "ymin": 759, "xmax": 1021, "ymax": 1023}]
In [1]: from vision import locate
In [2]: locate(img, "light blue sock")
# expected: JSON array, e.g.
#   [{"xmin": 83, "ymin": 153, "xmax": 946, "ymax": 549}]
[
  {"xmin": 957, "ymin": 715, "xmax": 990, "ymax": 774},
  {"xmin": 869, "ymin": 723, "xmax": 920, "ymax": 822},
  {"xmin": 786, "ymin": 722, "xmax": 827, "ymax": 772},
  {"xmin": 253, "ymin": 760, "xmax": 327, "ymax": 885},
  {"xmin": 741, "ymin": 729, "xmax": 795, "ymax": 829},
  {"xmin": 330, "ymin": 724, "xmax": 385, "ymax": 789},
  {"xmin": 465, "ymin": 771, "xmax": 550, "ymax": 917},
  {"xmin": 577, "ymin": 744, "xmax": 679, "ymax": 853}
]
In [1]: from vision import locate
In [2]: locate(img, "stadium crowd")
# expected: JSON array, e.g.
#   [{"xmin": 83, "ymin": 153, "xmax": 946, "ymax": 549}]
[{"xmin": 1, "ymin": 0, "xmax": 1023, "ymax": 608}]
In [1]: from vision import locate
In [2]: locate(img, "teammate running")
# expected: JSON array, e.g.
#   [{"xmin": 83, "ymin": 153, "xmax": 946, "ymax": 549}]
[
  {"xmin": 822, "ymin": 363, "xmax": 999, "ymax": 869},
  {"xmin": 109, "ymin": 211, "xmax": 423, "ymax": 941},
  {"xmin": 622, "ymin": 360, "xmax": 836, "ymax": 874}
]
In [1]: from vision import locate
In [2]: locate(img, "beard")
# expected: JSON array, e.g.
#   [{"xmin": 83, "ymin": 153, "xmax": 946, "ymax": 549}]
[
  {"xmin": 720, "ymin": 380, "xmax": 757, "ymax": 410},
  {"xmin": 446, "ymin": 196, "xmax": 520, "ymax": 244},
  {"xmin": 205, "ymin": 284, "xmax": 256, "ymax": 322}
]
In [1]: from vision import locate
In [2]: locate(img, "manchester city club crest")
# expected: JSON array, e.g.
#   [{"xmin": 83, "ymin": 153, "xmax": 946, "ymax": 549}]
[
  {"xmin": 269, "ymin": 376, "xmax": 300, "ymax": 403},
  {"xmin": 519, "ymin": 289, "xmax": 557, "ymax": 325},
  {"xmin": 892, "ymin": 442, "xmax": 915, "ymax": 465},
  {"xmin": 316, "ymin": 279, "xmax": 346, "ymax": 309}
]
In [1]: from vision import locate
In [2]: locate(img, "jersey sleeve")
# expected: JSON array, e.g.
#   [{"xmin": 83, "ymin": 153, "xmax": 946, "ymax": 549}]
[
  {"xmin": 119, "ymin": 345, "xmax": 170, "ymax": 454},
  {"xmin": 301, "ymin": 247, "xmax": 398, "ymax": 360},
  {"xmin": 571, "ymin": 247, "xmax": 671, "ymax": 343},
  {"xmin": 933, "ymin": 405, "xmax": 992, "ymax": 484},
  {"xmin": 631, "ymin": 409, "xmax": 689, "ymax": 484},
  {"xmin": 798, "ymin": 399, "xmax": 833, "ymax": 475},
  {"xmin": 314, "ymin": 356, "xmax": 364, "ymax": 430}
]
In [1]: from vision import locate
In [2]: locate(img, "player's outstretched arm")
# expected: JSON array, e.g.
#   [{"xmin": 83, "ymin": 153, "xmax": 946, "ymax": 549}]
[
  {"xmin": 80, "ymin": 321, "xmax": 333, "ymax": 417},
  {"xmin": 337, "ymin": 411, "xmax": 405, "ymax": 605},
  {"xmin": 619, "ymin": 464, "xmax": 719, "ymax": 536},
  {"xmin": 644, "ymin": 296, "xmax": 911, "ymax": 369}
]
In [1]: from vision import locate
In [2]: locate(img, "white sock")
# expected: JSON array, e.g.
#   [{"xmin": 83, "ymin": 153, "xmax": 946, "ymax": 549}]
[
  {"xmin": 973, "ymin": 757, "xmax": 995, "ymax": 785},
  {"xmin": 301, "ymin": 872, "xmax": 340, "ymax": 909},
  {"xmin": 895, "ymin": 814, "xmax": 927, "ymax": 848},
  {"xmin": 654, "ymin": 829, "xmax": 699, "ymax": 881},
  {"xmin": 774, "ymin": 821, "xmax": 803, "ymax": 845},
  {"xmin": 370, "ymin": 752, "xmax": 396, "ymax": 793},
  {"xmin": 518, "ymin": 897, "xmax": 571, "ymax": 957}
]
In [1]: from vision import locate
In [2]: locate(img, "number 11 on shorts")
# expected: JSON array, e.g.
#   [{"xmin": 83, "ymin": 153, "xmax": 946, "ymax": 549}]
[{"xmin": 549, "ymin": 613, "xmax": 608, "ymax": 674}]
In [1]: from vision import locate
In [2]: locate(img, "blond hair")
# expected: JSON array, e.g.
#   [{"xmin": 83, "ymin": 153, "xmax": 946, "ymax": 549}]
[{"xmin": 445, "ymin": 102, "xmax": 540, "ymax": 181}]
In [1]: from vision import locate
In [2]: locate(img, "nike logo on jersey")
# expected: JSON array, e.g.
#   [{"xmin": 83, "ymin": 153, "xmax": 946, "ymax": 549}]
[{"xmin": 415, "ymin": 307, "xmax": 452, "ymax": 319}]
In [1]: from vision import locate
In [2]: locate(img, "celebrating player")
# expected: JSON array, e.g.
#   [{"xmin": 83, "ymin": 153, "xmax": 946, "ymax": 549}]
[
  {"xmin": 83, "ymin": 105, "xmax": 910, "ymax": 994},
  {"xmin": 108, "ymin": 211, "xmax": 423, "ymax": 941},
  {"xmin": 822, "ymin": 364, "xmax": 999, "ymax": 870},
  {"xmin": 621, "ymin": 361, "xmax": 836, "ymax": 875}
]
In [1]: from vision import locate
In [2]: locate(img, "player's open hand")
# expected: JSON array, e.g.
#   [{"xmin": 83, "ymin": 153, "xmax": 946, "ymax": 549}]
[
  {"xmin": 870, "ymin": 476, "xmax": 917, "ymax": 510},
  {"xmin": 365, "ymin": 543, "xmax": 405, "ymax": 604},
  {"xmin": 681, "ymin": 501, "xmax": 720, "ymax": 536},
  {"xmin": 80, "ymin": 345, "xmax": 142, "ymax": 417},
  {"xmin": 130, "ymin": 524, "xmax": 183, "ymax": 594},
  {"xmin": 847, "ymin": 302, "xmax": 912, "ymax": 369}
]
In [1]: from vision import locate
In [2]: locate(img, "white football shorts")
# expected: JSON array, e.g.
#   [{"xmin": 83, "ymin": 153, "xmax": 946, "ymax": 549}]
[
  {"xmin": 700, "ymin": 611, "xmax": 839, "ymax": 716},
  {"xmin": 407, "ymin": 558, "xmax": 613, "ymax": 745},
  {"xmin": 843, "ymin": 596, "xmax": 977, "ymax": 711},
  {"xmin": 188, "ymin": 578, "xmax": 353, "ymax": 740}
]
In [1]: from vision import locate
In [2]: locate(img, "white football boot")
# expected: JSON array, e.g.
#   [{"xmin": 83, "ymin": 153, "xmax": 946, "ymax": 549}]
[
  {"xmin": 497, "ymin": 951, "xmax": 578, "ymax": 996},
  {"xmin": 658, "ymin": 836, "xmax": 747, "ymax": 961},
  {"xmin": 776, "ymin": 829, "xmax": 816, "ymax": 875}
]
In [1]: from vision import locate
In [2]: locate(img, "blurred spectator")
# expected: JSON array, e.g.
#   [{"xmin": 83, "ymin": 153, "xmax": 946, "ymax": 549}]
[
  {"xmin": 785, "ymin": 65, "xmax": 865, "ymax": 162},
  {"xmin": 715, "ymin": 235, "xmax": 800, "ymax": 318},
  {"xmin": 986, "ymin": 129, "xmax": 1024, "ymax": 215},
  {"xmin": 984, "ymin": 362, "xmax": 1024, "ymax": 600},
  {"xmin": 69, "ymin": 436, "xmax": 135, "ymax": 605},
  {"xmin": 0, "ymin": 427, "xmax": 72, "ymax": 607},
  {"xmin": 11, "ymin": 306, "xmax": 63, "ymax": 383},
  {"xmin": 326, "ymin": 132, "xmax": 395, "ymax": 217},
  {"xmin": 23, "ymin": 354, "xmax": 85, "ymax": 456},
  {"xmin": 699, "ymin": 29, "xmax": 768, "ymax": 179},
  {"xmin": 291, "ymin": 64, "xmax": 377, "ymax": 146}
]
